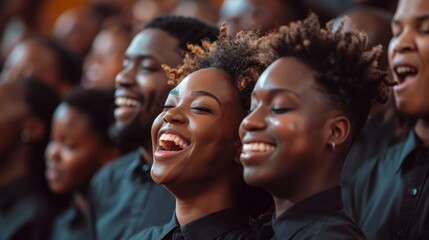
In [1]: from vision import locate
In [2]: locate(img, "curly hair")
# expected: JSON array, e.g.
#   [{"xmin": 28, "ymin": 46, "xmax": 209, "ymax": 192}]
[
  {"xmin": 263, "ymin": 13, "xmax": 395, "ymax": 136},
  {"xmin": 162, "ymin": 22, "xmax": 267, "ymax": 109}
]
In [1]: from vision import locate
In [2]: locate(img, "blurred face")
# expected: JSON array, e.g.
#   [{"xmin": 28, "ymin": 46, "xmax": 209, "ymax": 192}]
[
  {"xmin": 239, "ymin": 58, "xmax": 332, "ymax": 190},
  {"xmin": 45, "ymin": 104, "xmax": 104, "ymax": 194},
  {"xmin": 389, "ymin": 0, "xmax": 429, "ymax": 118},
  {"xmin": 82, "ymin": 28, "xmax": 129, "ymax": 89},
  {"xmin": 0, "ymin": 83, "xmax": 27, "ymax": 166},
  {"xmin": 220, "ymin": 0, "xmax": 297, "ymax": 34},
  {"xmin": 151, "ymin": 68, "xmax": 245, "ymax": 189},
  {"xmin": 1, "ymin": 41, "xmax": 61, "ymax": 87},
  {"xmin": 114, "ymin": 29, "xmax": 182, "ymax": 147}
]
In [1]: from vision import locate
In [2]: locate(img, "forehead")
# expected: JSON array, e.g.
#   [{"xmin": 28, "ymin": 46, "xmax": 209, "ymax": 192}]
[
  {"xmin": 256, "ymin": 57, "xmax": 315, "ymax": 92},
  {"xmin": 126, "ymin": 28, "xmax": 180, "ymax": 63},
  {"xmin": 174, "ymin": 68, "xmax": 238, "ymax": 104},
  {"xmin": 394, "ymin": 0, "xmax": 429, "ymax": 22},
  {"xmin": 54, "ymin": 104, "xmax": 90, "ymax": 130}
]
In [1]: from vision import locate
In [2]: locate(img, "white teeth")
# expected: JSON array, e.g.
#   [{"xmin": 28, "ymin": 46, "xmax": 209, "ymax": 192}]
[
  {"xmin": 159, "ymin": 133, "xmax": 189, "ymax": 150},
  {"xmin": 395, "ymin": 66, "xmax": 417, "ymax": 75},
  {"xmin": 115, "ymin": 97, "xmax": 141, "ymax": 107},
  {"xmin": 242, "ymin": 142, "xmax": 275, "ymax": 153}
]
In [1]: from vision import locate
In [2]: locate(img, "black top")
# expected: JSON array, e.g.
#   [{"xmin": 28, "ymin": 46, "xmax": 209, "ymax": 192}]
[
  {"xmin": 49, "ymin": 202, "xmax": 91, "ymax": 240},
  {"xmin": 344, "ymin": 131, "xmax": 429, "ymax": 240},
  {"xmin": 0, "ymin": 175, "xmax": 53, "ymax": 240},
  {"xmin": 130, "ymin": 207, "xmax": 256, "ymax": 240},
  {"xmin": 88, "ymin": 150, "xmax": 175, "ymax": 240},
  {"xmin": 259, "ymin": 187, "xmax": 366, "ymax": 240}
]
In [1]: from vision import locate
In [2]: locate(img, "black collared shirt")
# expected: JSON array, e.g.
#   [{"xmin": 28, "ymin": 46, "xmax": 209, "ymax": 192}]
[
  {"xmin": 130, "ymin": 207, "xmax": 256, "ymax": 240},
  {"xmin": 0, "ymin": 175, "xmax": 53, "ymax": 240},
  {"xmin": 344, "ymin": 131, "xmax": 429, "ymax": 240},
  {"xmin": 88, "ymin": 150, "xmax": 175, "ymax": 240},
  {"xmin": 49, "ymin": 202, "xmax": 91, "ymax": 240},
  {"xmin": 259, "ymin": 187, "xmax": 366, "ymax": 240}
]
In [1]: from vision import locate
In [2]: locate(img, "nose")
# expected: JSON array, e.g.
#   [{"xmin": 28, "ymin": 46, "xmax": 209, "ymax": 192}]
[
  {"xmin": 163, "ymin": 107, "xmax": 187, "ymax": 125},
  {"xmin": 240, "ymin": 107, "xmax": 267, "ymax": 132},
  {"xmin": 115, "ymin": 63, "xmax": 137, "ymax": 88},
  {"xmin": 391, "ymin": 27, "xmax": 417, "ymax": 53},
  {"xmin": 45, "ymin": 141, "xmax": 61, "ymax": 163}
]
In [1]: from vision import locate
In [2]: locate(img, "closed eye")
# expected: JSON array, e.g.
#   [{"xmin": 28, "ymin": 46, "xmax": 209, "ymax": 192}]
[
  {"xmin": 191, "ymin": 106, "xmax": 213, "ymax": 114},
  {"xmin": 161, "ymin": 105, "xmax": 175, "ymax": 110},
  {"xmin": 271, "ymin": 108, "xmax": 293, "ymax": 114}
]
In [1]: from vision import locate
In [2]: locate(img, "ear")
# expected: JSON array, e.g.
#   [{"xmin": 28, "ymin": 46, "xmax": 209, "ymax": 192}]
[
  {"xmin": 325, "ymin": 115, "xmax": 351, "ymax": 149},
  {"xmin": 22, "ymin": 117, "xmax": 46, "ymax": 142}
]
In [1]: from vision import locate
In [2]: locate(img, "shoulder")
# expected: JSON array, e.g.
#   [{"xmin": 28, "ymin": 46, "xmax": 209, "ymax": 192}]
[
  {"xmin": 90, "ymin": 150, "xmax": 139, "ymax": 189},
  {"xmin": 129, "ymin": 225, "xmax": 169, "ymax": 240},
  {"xmin": 314, "ymin": 210, "xmax": 366, "ymax": 240}
]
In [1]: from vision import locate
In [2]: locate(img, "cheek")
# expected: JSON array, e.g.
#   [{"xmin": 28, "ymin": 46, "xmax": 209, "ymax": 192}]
[{"xmin": 151, "ymin": 114, "xmax": 164, "ymax": 145}]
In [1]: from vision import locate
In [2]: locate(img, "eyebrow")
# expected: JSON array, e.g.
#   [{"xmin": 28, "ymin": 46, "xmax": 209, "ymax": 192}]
[
  {"xmin": 392, "ymin": 14, "xmax": 429, "ymax": 24},
  {"xmin": 191, "ymin": 91, "xmax": 221, "ymax": 106},
  {"xmin": 253, "ymin": 88, "xmax": 300, "ymax": 99}
]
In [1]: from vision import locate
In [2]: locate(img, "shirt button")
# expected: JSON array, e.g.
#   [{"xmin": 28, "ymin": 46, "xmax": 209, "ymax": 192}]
[
  {"xmin": 142, "ymin": 164, "xmax": 150, "ymax": 172},
  {"xmin": 411, "ymin": 187, "xmax": 418, "ymax": 197}
]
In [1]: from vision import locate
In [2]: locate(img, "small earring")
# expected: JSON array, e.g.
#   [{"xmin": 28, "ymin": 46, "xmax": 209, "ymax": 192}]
[
  {"xmin": 21, "ymin": 131, "xmax": 30, "ymax": 143},
  {"xmin": 327, "ymin": 141, "xmax": 336, "ymax": 151}
]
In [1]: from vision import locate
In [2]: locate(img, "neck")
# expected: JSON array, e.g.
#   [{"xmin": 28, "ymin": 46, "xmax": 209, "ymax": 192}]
[
  {"xmin": 415, "ymin": 118, "xmax": 429, "ymax": 147},
  {"xmin": 174, "ymin": 180, "xmax": 236, "ymax": 225},
  {"xmin": 271, "ymin": 157, "xmax": 341, "ymax": 218},
  {"xmin": 73, "ymin": 190, "xmax": 88, "ymax": 213},
  {"xmin": 0, "ymin": 145, "xmax": 30, "ymax": 187}
]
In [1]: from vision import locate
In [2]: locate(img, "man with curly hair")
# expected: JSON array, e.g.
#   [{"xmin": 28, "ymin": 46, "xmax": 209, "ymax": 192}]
[
  {"xmin": 239, "ymin": 13, "xmax": 393, "ymax": 239},
  {"xmin": 344, "ymin": 0, "xmax": 429, "ymax": 239}
]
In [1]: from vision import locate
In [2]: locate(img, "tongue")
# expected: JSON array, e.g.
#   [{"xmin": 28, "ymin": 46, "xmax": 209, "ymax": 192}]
[{"xmin": 161, "ymin": 140, "xmax": 182, "ymax": 151}]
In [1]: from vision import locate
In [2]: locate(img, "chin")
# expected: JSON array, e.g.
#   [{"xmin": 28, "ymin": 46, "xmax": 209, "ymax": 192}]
[{"xmin": 243, "ymin": 167, "xmax": 268, "ymax": 188}]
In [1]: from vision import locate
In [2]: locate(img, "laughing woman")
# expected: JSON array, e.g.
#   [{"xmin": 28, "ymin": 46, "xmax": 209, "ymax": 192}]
[
  {"xmin": 239, "ymin": 13, "xmax": 394, "ymax": 239},
  {"xmin": 130, "ymin": 24, "xmax": 271, "ymax": 240}
]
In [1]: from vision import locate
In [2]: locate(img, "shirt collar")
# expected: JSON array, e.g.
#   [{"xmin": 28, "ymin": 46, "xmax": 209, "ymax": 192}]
[
  {"xmin": 159, "ymin": 208, "xmax": 249, "ymax": 240},
  {"xmin": 62, "ymin": 202, "xmax": 86, "ymax": 228},
  {"xmin": 273, "ymin": 186, "xmax": 343, "ymax": 240},
  {"xmin": 395, "ymin": 131, "xmax": 419, "ymax": 172},
  {"xmin": 124, "ymin": 150, "xmax": 152, "ymax": 181}
]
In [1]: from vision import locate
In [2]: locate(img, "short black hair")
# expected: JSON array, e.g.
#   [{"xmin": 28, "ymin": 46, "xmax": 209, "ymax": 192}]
[
  {"xmin": 263, "ymin": 13, "xmax": 394, "ymax": 137},
  {"xmin": 62, "ymin": 88, "xmax": 116, "ymax": 147},
  {"xmin": 163, "ymin": 23, "xmax": 267, "ymax": 110},
  {"xmin": 144, "ymin": 15, "xmax": 219, "ymax": 52}
]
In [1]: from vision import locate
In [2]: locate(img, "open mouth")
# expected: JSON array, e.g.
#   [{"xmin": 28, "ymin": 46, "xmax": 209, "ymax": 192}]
[
  {"xmin": 242, "ymin": 142, "xmax": 275, "ymax": 153},
  {"xmin": 394, "ymin": 65, "xmax": 418, "ymax": 84},
  {"xmin": 115, "ymin": 96, "xmax": 141, "ymax": 108},
  {"xmin": 159, "ymin": 133, "xmax": 190, "ymax": 151}
]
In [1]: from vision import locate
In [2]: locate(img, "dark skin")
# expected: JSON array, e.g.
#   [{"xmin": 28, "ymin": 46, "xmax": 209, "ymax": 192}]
[
  {"xmin": 389, "ymin": 0, "xmax": 429, "ymax": 146},
  {"xmin": 220, "ymin": 0, "xmax": 300, "ymax": 34},
  {"xmin": 239, "ymin": 58, "xmax": 351, "ymax": 217},
  {"xmin": 0, "ymin": 82, "xmax": 44, "ymax": 187},
  {"xmin": 114, "ymin": 28, "xmax": 182, "ymax": 162},
  {"xmin": 151, "ymin": 68, "xmax": 244, "ymax": 225},
  {"xmin": 0, "ymin": 40, "xmax": 72, "ymax": 95},
  {"xmin": 45, "ymin": 104, "xmax": 119, "ymax": 211}
]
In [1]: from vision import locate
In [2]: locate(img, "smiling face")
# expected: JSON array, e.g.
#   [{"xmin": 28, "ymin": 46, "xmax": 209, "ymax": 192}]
[
  {"xmin": 45, "ymin": 104, "xmax": 105, "ymax": 195},
  {"xmin": 151, "ymin": 68, "xmax": 245, "ymax": 192},
  {"xmin": 389, "ymin": 0, "xmax": 429, "ymax": 118},
  {"xmin": 114, "ymin": 29, "xmax": 182, "ymax": 147},
  {"xmin": 239, "ymin": 58, "xmax": 335, "ymax": 193},
  {"xmin": 82, "ymin": 27, "xmax": 129, "ymax": 89}
]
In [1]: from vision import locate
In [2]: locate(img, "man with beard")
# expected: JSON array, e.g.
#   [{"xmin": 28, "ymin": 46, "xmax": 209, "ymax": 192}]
[{"xmin": 88, "ymin": 16, "xmax": 219, "ymax": 240}]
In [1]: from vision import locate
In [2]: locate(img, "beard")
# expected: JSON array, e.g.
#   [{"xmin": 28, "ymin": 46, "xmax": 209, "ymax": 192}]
[{"xmin": 110, "ymin": 112, "xmax": 149, "ymax": 154}]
